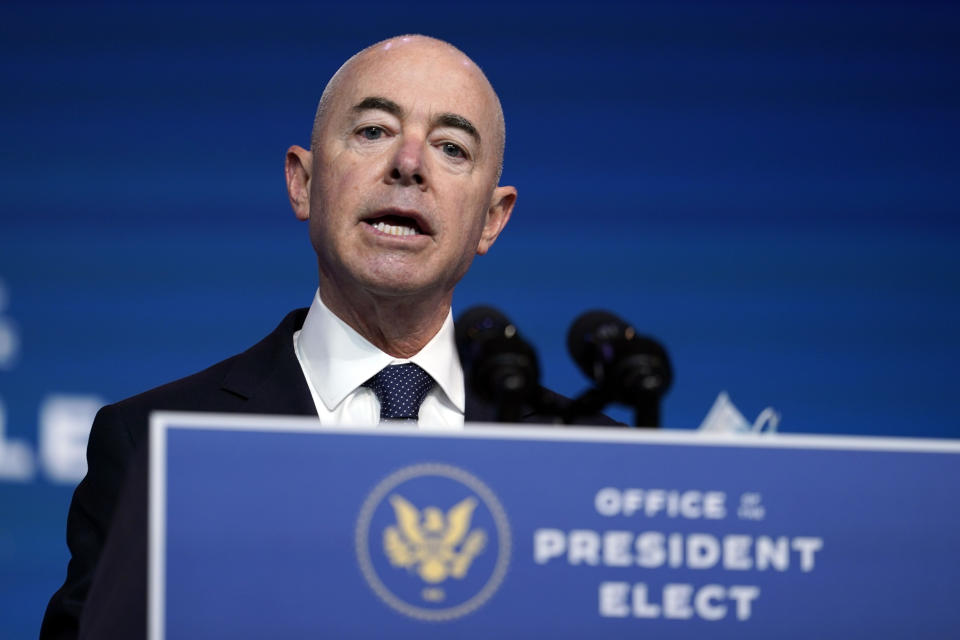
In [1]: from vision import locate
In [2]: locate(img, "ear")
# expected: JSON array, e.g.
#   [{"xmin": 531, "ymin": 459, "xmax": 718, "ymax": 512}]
[
  {"xmin": 476, "ymin": 186, "xmax": 517, "ymax": 255},
  {"xmin": 285, "ymin": 145, "xmax": 313, "ymax": 221}
]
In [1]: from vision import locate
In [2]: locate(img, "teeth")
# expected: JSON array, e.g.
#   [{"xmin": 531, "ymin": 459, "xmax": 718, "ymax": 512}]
[{"xmin": 372, "ymin": 221, "xmax": 418, "ymax": 236}]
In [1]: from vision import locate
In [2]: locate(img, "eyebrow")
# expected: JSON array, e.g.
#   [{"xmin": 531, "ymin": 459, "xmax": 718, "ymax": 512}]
[
  {"xmin": 351, "ymin": 96, "xmax": 481, "ymax": 145},
  {"xmin": 351, "ymin": 96, "xmax": 403, "ymax": 118},
  {"xmin": 433, "ymin": 112, "xmax": 481, "ymax": 146}
]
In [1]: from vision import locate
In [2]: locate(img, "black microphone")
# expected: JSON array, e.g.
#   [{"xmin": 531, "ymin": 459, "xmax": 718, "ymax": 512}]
[
  {"xmin": 566, "ymin": 310, "xmax": 672, "ymax": 427},
  {"xmin": 455, "ymin": 306, "xmax": 541, "ymax": 422}
]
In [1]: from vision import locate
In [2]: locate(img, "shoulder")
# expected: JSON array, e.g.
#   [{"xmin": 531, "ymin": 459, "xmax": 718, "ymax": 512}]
[
  {"xmin": 97, "ymin": 308, "xmax": 310, "ymax": 449},
  {"xmin": 39, "ymin": 308, "xmax": 312, "ymax": 639}
]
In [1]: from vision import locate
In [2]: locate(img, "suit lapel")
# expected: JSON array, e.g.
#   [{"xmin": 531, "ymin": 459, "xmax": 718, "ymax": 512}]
[{"xmin": 219, "ymin": 308, "xmax": 316, "ymax": 417}]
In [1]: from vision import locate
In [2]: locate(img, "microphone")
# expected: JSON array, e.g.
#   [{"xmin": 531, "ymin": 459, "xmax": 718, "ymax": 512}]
[
  {"xmin": 455, "ymin": 306, "xmax": 541, "ymax": 422},
  {"xmin": 566, "ymin": 310, "xmax": 672, "ymax": 427}
]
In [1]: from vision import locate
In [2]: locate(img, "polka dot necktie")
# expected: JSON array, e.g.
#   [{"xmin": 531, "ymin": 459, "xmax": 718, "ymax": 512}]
[{"xmin": 363, "ymin": 363, "xmax": 436, "ymax": 423}]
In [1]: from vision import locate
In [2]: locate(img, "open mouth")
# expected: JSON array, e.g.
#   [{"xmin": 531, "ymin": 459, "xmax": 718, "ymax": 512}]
[{"xmin": 364, "ymin": 213, "xmax": 426, "ymax": 237}]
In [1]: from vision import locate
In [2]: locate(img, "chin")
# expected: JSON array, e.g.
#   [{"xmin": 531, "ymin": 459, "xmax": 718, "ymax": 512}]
[
  {"xmin": 352, "ymin": 258, "xmax": 437, "ymax": 294},
  {"xmin": 361, "ymin": 275, "xmax": 434, "ymax": 299}
]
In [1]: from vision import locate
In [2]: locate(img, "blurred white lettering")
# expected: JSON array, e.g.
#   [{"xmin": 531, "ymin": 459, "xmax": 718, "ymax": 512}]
[
  {"xmin": 568, "ymin": 530, "xmax": 600, "ymax": 565},
  {"xmin": 598, "ymin": 581, "xmax": 629, "ymax": 617},
  {"xmin": 595, "ymin": 487, "xmax": 727, "ymax": 519},
  {"xmin": 536, "ymin": 528, "xmax": 823, "ymax": 572},
  {"xmin": 791, "ymin": 537, "xmax": 824, "ymax": 572},
  {"xmin": 598, "ymin": 582, "xmax": 760, "ymax": 621},
  {"xmin": 39, "ymin": 394, "xmax": 101, "ymax": 483},
  {"xmin": 0, "ymin": 397, "xmax": 35, "ymax": 482},
  {"xmin": 533, "ymin": 528, "xmax": 566, "ymax": 564}
]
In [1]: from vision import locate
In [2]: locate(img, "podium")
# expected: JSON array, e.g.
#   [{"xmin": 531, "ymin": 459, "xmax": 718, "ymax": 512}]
[{"xmin": 149, "ymin": 412, "xmax": 960, "ymax": 638}]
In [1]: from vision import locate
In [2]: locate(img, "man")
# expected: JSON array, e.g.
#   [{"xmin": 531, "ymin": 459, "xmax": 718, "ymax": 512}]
[
  {"xmin": 282, "ymin": 33, "xmax": 515, "ymax": 427},
  {"xmin": 40, "ymin": 35, "xmax": 615, "ymax": 639}
]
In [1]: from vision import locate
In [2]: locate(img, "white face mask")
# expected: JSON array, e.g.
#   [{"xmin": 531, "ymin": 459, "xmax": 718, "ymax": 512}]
[{"xmin": 698, "ymin": 391, "xmax": 780, "ymax": 434}]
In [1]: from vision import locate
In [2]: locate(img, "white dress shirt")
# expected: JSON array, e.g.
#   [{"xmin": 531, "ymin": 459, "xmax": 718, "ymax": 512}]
[{"xmin": 293, "ymin": 291, "xmax": 465, "ymax": 428}]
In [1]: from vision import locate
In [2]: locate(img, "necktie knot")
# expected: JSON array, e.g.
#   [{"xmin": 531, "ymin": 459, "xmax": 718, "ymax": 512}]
[{"xmin": 363, "ymin": 363, "xmax": 436, "ymax": 422}]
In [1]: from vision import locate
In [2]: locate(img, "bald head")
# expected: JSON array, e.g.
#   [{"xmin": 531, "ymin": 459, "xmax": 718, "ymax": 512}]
[{"xmin": 311, "ymin": 35, "xmax": 506, "ymax": 180}]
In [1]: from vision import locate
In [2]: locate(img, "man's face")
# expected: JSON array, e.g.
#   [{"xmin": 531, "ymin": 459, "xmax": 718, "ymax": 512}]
[{"xmin": 298, "ymin": 39, "xmax": 515, "ymax": 303}]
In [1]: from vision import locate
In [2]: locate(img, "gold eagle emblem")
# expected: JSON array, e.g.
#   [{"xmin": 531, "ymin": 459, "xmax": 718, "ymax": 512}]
[{"xmin": 383, "ymin": 494, "xmax": 487, "ymax": 584}]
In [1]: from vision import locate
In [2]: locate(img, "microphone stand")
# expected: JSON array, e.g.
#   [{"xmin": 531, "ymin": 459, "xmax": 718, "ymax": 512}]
[
  {"xmin": 632, "ymin": 394, "xmax": 661, "ymax": 428},
  {"xmin": 561, "ymin": 388, "xmax": 609, "ymax": 425},
  {"xmin": 561, "ymin": 387, "xmax": 662, "ymax": 427}
]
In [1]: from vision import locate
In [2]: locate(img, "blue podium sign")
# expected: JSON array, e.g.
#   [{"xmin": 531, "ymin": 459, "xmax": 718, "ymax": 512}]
[{"xmin": 149, "ymin": 413, "xmax": 960, "ymax": 639}]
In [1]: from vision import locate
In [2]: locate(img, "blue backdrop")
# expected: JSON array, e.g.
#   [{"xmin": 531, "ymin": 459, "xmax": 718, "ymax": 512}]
[{"xmin": 1, "ymin": 2, "xmax": 958, "ymax": 637}]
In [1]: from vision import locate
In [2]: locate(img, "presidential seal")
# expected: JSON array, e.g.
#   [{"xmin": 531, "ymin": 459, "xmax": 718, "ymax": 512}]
[{"xmin": 355, "ymin": 463, "xmax": 511, "ymax": 621}]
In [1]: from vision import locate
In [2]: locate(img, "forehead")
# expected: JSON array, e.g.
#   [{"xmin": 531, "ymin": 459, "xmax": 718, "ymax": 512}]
[{"xmin": 330, "ymin": 42, "xmax": 498, "ymax": 130}]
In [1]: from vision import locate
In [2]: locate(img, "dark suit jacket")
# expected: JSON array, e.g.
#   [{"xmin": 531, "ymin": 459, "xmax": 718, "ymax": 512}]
[{"xmin": 40, "ymin": 308, "xmax": 618, "ymax": 639}]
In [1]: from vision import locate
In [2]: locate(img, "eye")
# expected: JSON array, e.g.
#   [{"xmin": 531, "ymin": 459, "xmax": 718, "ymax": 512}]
[
  {"xmin": 359, "ymin": 126, "xmax": 385, "ymax": 140},
  {"xmin": 441, "ymin": 142, "xmax": 465, "ymax": 159}
]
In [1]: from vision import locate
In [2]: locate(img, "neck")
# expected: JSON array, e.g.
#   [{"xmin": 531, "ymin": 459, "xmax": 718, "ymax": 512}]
[{"xmin": 318, "ymin": 279, "xmax": 451, "ymax": 359}]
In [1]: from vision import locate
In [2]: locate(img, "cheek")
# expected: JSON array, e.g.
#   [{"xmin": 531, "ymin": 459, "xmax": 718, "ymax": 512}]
[{"xmin": 317, "ymin": 166, "xmax": 364, "ymax": 214}]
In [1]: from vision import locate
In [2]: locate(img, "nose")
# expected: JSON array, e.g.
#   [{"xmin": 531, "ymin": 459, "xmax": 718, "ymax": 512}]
[{"xmin": 386, "ymin": 137, "xmax": 426, "ymax": 188}]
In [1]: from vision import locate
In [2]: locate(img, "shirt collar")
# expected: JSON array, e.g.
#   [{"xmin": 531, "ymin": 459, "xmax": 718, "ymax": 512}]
[{"xmin": 297, "ymin": 290, "xmax": 465, "ymax": 414}]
